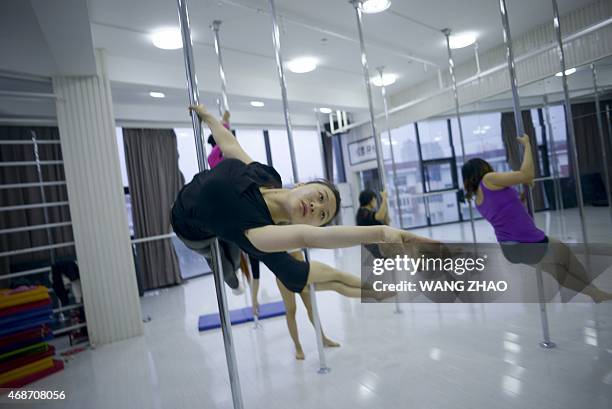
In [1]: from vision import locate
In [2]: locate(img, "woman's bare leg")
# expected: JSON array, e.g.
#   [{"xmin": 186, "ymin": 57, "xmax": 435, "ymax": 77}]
[
  {"xmin": 306, "ymin": 261, "xmax": 395, "ymax": 300},
  {"xmin": 541, "ymin": 238, "xmax": 612, "ymax": 302},
  {"xmin": 276, "ymin": 278, "xmax": 304, "ymax": 359},
  {"xmin": 299, "ymin": 288, "xmax": 340, "ymax": 347}
]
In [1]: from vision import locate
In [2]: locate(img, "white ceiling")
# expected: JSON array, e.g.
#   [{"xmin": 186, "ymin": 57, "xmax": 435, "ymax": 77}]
[{"xmin": 0, "ymin": 0, "xmax": 601, "ymax": 126}]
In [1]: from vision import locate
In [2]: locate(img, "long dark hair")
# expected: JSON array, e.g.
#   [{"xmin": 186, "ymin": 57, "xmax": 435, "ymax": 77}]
[
  {"xmin": 461, "ymin": 158, "xmax": 494, "ymax": 200},
  {"xmin": 305, "ymin": 179, "xmax": 341, "ymax": 226}
]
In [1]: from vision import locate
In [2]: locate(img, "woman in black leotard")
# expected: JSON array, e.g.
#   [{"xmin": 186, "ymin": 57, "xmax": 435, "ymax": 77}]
[{"xmin": 171, "ymin": 105, "xmax": 435, "ymax": 299}]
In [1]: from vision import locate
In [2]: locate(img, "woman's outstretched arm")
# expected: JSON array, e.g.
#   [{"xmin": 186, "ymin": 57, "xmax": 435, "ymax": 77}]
[
  {"xmin": 483, "ymin": 134, "xmax": 535, "ymax": 188},
  {"xmin": 245, "ymin": 224, "xmax": 432, "ymax": 253},
  {"xmin": 189, "ymin": 104, "xmax": 253, "ymax": 164}
]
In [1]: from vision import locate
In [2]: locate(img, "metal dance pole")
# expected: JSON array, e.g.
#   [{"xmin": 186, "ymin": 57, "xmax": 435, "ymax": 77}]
[
  {"xmin": 211, "ymin": 20, "xmax": 260, "ymax": 329},
  {"xmin": 350, "ymin": 0, "xmax": 387, "ymax": 190},
  {"xmin": 268, "ymin": 0, "xmax": 329, "ymax": 374},
  {"xmin": 176, "ymin": 1, "xmax": 245, "ymax": 407},
  {"xmin": 499, "ymin": 0, "xmax": 555, "ymax": 349},
  {"xmin": 442, "ymin": 29, "xmax": 478, "ymax": 246},
  {"xmin": 551, "ymin": 0, "xmax": 588, "ymax": 243},
  {"xmin": 376, "ymin": 67, "xmax": 403, "ymax": 314},
  {"xmin": 211, "ymin": 21, "xmax": 230, "ymax": 114},
  {"xmin": 377, "ymin": 67, "xmax": 404, "ymax": 231},
  {"xmin": 351, "ymin": 1, "xmax": 403, "ymax": 313},
  {"xmin": 590, "ymin": 63, "xmax": 612, "ymax": 222},
  {"xmin": 30, "ymin": 131, "xmax": 55, "ymax": 265}
]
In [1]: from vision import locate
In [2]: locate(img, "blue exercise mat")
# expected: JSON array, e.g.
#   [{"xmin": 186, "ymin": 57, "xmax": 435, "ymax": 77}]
[
  {"xmin": 0, "ymin": 305, "xmax": 53, "ymax": 327},
  {"xmin": 198, "ymin": 301, "xmax": 286, "ymax": 331}
]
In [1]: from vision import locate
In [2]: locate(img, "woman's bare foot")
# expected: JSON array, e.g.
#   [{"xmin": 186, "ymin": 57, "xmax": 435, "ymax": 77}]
[
  {"xmin": 295, "ymin": 347, "xmax": 305, "ymax": 360},
  {"xmin": 592, "ymin": 291, "xmax": 612, "ymax": 304},
  {"xmin": 323, "ymin": 337, "xmax": 340, "ymax": 348}
]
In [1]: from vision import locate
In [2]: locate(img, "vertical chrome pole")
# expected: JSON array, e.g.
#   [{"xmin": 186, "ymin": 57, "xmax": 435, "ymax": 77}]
[
  {"xmin": 268, "ymin": 0, "xmax": 329, "ymax": 374},
  {"xmin": 350, "ymin": 0, "xmax": 387, "ymax": 190},
  {"xmin": 590, "ymin": 64, "xmax": 612, "ymax": 222},
  {"xmin": 211, "ymin": 20, "xmax": 230, "ymax": 113},
  {"xmin": 376, "ymin": 67, "xmax": 403, "ymax": 314},
  {"xmin": 473, "ymin": 42, "xmax": 481, "ymax": 75},
  {"xmin": 499, "ymin": 0, "xmax": 554, "ymax": 349},
  {"xmin": 442, "ymin": 29, "xmax": 477, "ymax": 246},
  {"xmin": 535, "ymin": 264, "xmax": 555, "ymax": 348},
  {"xmin": 377, "ymin": 67, "xmax": 403, "ymax": 230},
  {"xmin": 31, "ymin": 131, "xmax": 55, "ymax": 265},
  {"xmin": 176, "ymin": 2, "xmax": 245, "ymax": 407},
  {"xmin": 551, "ymin": 0, "xmax": 588, "ymax": 243},
  {"xmin": 211, "ymin": 19, "xmax": 260, "ymax": 329},
  {"xmin": 543, "ymin": 95, "xmax": 566, "ymax": 237}
]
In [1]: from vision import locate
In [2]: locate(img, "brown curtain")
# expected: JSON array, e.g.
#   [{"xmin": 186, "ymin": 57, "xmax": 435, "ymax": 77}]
[
  {"xmin": 500, "ymin": 111, "xmax": 545, "ymax": 210},
  {"xmin": 571, "ymin": 101, "xmax": 612, "ymax": 196},
  {"xmin": 123, "ymin": 128, "xmax": 182, "ymax": 290},
  {"xmin": 0, "ymin": 126, "xmax": 75, "ymax": 280}
]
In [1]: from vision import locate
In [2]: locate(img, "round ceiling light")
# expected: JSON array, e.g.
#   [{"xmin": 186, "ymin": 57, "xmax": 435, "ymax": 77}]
[
  {"xmin": 371, "ymin": 72, "xmax": 397, "ymax": 87},
  {"xmin": 360, "ymin": 0, "xmax": 392, "ymax": 14},
  {"xmin": 250, "ymin": 101, "xmax": 265, "ymax": 107},
  {"xmin": 149, "ymin": 91, "xmax": 165, "ymax": 98},
  {"xmin": 319, "ymin": 107, "xmax": 333, "ymax": 114},
  {"xmin": 287, "ymin": 57, "xmax": 318, "ymax": 74},
  {"xmin": 152, "ymin": 28, "xmax": 183, "ymax": 50},
  {"xmin": 448, "ymin": 32, "xmax": 477, "ymax": 49},
  {"xmin": 555, "ymin": 67, "xmax": 576, "ymax": 77}
]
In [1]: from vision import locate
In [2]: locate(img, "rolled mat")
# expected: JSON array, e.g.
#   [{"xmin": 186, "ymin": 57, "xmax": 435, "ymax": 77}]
[
  {"xmin": 1, "ymin": 359, "xmax": 64, "ymax": 389},
  {"xmin": 0, "ymin": 357, "xmax": 53, "ymax": 384},
  {"xmin": 0, "ymin": 348, "xmax": 54, "ymax": 374},
  {"xmin": 0, "ymin": 315, "xmax": 53, "ymax": 338},
  {"xmin": 0, "ymin": 292, "xmax": 50, "ymax": 310},
  {"xmin": 0, "ymin": 334, "xmax": 53, "ymax": 356},
  {"xmin": 0, "ymin": 342, "xmax": 49, "ymax": 363},
  {"xmin": 0, "ymin": 299, "xmax": 52, "ymax": 318},
  {"xmin": 0, "ymin": 305, "xmax": 53, "ymax": 327},
  {"xmin": 0, "ymin": 325, "xmax": 50, "ymax": 349}
]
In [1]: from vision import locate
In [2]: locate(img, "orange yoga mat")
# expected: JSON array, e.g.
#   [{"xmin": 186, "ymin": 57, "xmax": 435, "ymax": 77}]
[
  {"xmin": 0, "ymin": 286, "xmax": 50, "ymax": 310},
  {"xmin": 0, "ymin": 357, "xmax": 53, "ymax": 384}
]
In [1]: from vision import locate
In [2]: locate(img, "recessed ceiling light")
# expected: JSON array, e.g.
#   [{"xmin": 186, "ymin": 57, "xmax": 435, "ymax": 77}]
[
  {"xmin": 152, "ymin": 28, "xmax": 182, "ymax": 50},
  {"xmin": 319, "ymin": 107, "xmax": 333, "ymax": 114},
  {"xmin": 555, "ymin": 67, "xmax": 576, "ymax": 77},
  {"xmin": 448, "ymin": 32, "xmax": 477, "ymax": 49},
  {"xmin": 250, "ymin": 101, "xmax": 265, "ymax": 107},
  {"xmin": 371, "ymin": 73, "xmax": 397, "ymax": 87},
  {"xmin": 287, "ymin": 57, "xmax": 318, "ymax": 73},
  {"xmin": 360, "ymin": 0, "xmax": 391, "ymax": 14},
  {"xmin": 149, "ymin": 91, "xmax": 165, "ymax": 98}
]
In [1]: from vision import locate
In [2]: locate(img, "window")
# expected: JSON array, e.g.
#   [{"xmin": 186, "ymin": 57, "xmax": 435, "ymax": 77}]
[
  {"xmin": 235, "ymin": 129, "xmax": 268, "ymax": 165},
  {"xmin": 268, "ymin": 129, "xmax": 296, "ymax": 185},
  {"xmin": 545, "ymin": 105, "xmax": 569, "ymax": 177},
  {"xmin": 173, "ymin": 128, "xmax": 200, "ymax": 183},
  {"xmin": 293, "ymin": 130, "xmax": 324, "ymax": 181},
  {"xmin": 383, "ymin": 124, "xmax": 426, "ymax": 228},
  {"xmin": 416, "ymin": 119, "xmax": 453, "ymax": 160}
]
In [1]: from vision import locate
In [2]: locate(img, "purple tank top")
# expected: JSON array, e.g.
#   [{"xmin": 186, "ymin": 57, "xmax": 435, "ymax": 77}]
[{"xmin": 475, "ymin": 181, "xmax": 545, "ymax": 243}]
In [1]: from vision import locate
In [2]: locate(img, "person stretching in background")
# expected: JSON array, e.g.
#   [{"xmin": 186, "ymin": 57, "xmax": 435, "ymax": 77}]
[
  {"xmin": 462, "ymin": 134, "xmax": 612, "ymax": 303},
  {"xmin": 357, "ymin": 189, "xmax": 389, "ymax": 258}
]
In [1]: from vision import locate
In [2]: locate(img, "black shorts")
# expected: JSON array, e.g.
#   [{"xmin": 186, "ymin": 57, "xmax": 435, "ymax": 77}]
[{"xmin": 500, "ymin": 236, "xmax": 549, "ymax": 265}]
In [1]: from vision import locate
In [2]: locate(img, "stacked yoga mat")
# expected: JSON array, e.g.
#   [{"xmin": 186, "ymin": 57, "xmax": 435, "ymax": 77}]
[{"xmin": 0, "ymin": 286, "xmax": 64, "ymax": 388}]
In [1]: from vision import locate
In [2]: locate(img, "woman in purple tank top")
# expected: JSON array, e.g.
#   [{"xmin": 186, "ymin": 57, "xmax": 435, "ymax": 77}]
[{"xmin": 462, "ymin": 134, "xmax": 611, "ymax": 303}]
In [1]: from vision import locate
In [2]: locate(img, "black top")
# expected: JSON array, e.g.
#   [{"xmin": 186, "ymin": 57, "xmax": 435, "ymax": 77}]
[
  {"xmin": 356, "ymin": 207, "xmax": 382, "ymax": 226},
  {"xmin": 356, "ymin": 207, "xmax": 384, "ymax": 259},
  {"xmin": 171, "ymin": 159, "xmax": 309, "ymax": 292}
]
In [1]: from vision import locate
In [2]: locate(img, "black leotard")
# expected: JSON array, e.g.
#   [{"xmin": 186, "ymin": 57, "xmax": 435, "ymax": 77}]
[{"xmin": 171, "ymin": 159, "xmax": 308, "ymax": 292}]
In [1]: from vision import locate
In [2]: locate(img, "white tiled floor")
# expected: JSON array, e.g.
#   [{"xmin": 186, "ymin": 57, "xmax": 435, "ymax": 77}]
[{"xmin": 27, "ymin": 208, "xmax": 612, "ymax": 409}]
